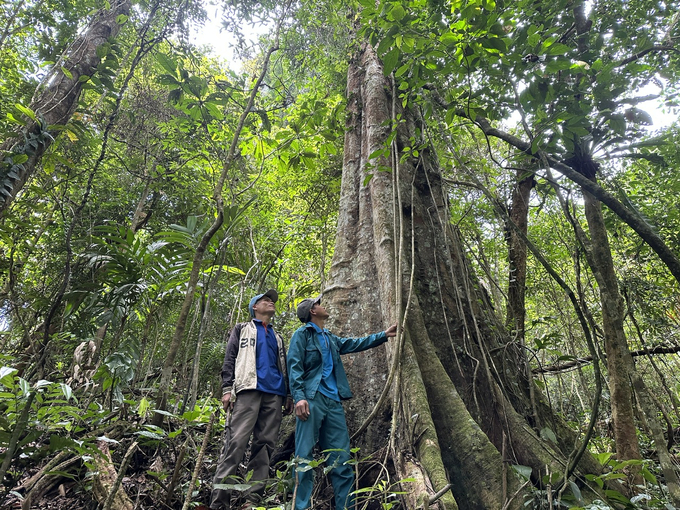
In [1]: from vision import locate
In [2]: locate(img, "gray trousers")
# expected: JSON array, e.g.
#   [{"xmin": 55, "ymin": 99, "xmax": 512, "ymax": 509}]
[{"xmin": 210, "ymin": 390, "xmax": 283, "ymax": 509}]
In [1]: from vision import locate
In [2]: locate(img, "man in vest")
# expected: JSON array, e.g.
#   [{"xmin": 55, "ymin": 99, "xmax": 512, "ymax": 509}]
[
  {"xmin": 210, "ymin": 289, "xmax": 293, "ymax": 510},
  {"xmin": 287, "ymin": 295, "xmax": 397, "ymax": 510}
]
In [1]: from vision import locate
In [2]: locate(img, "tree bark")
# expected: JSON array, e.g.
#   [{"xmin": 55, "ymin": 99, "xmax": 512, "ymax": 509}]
[
  {"xmin": 91, "ymin": 440, "xmax": 134, "ymax": 510},
  {"xmin": 505, "ymin": 166, "xmax": 534, "ymax": 343},
  {"xmin": 582, "ymin": 190, "xmax": 641, "ymax": 469}
]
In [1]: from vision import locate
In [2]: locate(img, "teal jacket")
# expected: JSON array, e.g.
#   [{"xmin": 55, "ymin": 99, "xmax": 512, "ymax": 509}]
[{"xmin": 287, "ymin": 323, "xmax": 388, "ymax": 403}]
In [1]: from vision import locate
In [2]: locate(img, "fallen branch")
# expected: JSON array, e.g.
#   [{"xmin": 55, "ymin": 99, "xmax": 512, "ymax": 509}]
[
  {"xmin": 428, "ymin": 483, "xmax": 452, "ymax": 506},
  {"xmin": 21, "ymin": 455, "xmax": 81, "ymax": 510}
]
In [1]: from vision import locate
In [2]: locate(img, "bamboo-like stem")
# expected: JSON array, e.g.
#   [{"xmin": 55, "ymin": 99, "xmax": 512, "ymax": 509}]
[{"xmin": 181, "ymin": 412, "xmax": 216, "ymax": 510}]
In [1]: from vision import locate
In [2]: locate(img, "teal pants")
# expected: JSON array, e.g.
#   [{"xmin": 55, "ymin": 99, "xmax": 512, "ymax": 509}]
[{"xmin": 294, "ymin": 393, "xmax": 354, "ymax": 510}]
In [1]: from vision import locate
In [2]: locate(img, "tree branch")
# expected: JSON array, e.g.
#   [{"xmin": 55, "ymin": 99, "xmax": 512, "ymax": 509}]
[
  {"xmin": 468, "ymin": 114, "xmax": 680, "ymax": 286},
  {"xmin": 616, "ymin": 44, "xmax": 675, "ymax": 67},
  {"xmin": 534, "ymin": 344, "xmax": 680, "ymax": 374}
]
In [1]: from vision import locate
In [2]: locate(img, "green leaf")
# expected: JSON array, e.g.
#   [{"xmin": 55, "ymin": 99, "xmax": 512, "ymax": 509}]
[
  {"xmin": 96, "ymin": 435, "xmax": 120, "ymax": 444},
  {"xmin": 156, "ymin": 53, "xmax": 177, "ymax": 75},
  {"xmin": 607, "ymin": 115, "xmax": 626, "ymax": 136},
  {"xmin": 96, "ymin": 43, "xmax": 110, "ymax": 58},
  {"xmin": 568, "ymin": 480, "xmax": 583, "ymax": 504},
  {"xmin": 15, "ymin": 104, "xmax": 37, "ymax": 121},
  {"xmin": 545, "ymin": 43, "xmax": 571, "ymax": 56},
  {"xmin": 0, "ymin": 367, "xmax": 17, "ymax": 387},
  {"xmin": 383, "ymin": 47, "xmax": 400, "ymax": 75},
  {"xmin": 61, "ymin": 66, "xmax": 73, "ymax": 79},
  {"xmin": 138, "ymin": 397, "xmax": 150, "ymax": 416},
  {"xmin": 6, "ymin": 113, "xmax": 25, "ymax": 125},
  {"xmin": 395, "ymin": 64, "xmax": 410, "ymax": 77},
  {"xmin": 390, "ymin": 4, "xmax": 405, "ymax": 21},
  {"xmin": 480, "ymin": 37, "xmax": 506, "ymax": 52},
  {"xmin": 641, "ymin": 466, "xmax": 657, "ymax": 484},
  {"xmin": 368, "ymin": 148, "xmax": 386, "ymax": 160},
  {"xmin": 528, "ymin": 32, "xmax": 540, "ymax": 46},
  {"xmin": 205, "ymin": 102, "xmax": 223, "ymax": 120},
  {"xmin": 511, "ymin": 464, "xmax": 533, "ymax": 480},
  {"xmin": 136, "ymin": 431, "xmax": 165, "ymax": 440},
  {"xmin": 152, "ymin": 409, "xmax": 176, "ymax": 417},
  {"xmin": 59, "ymin": 383, "xmax": 72, "ymax": 401},
  {"xmin": 545, "ymin": 58, "xmax": 573, "ymax": 73},
  {"xmin": 377, "ymin": 36, "xmax": 394, "ymax": 56},
  {"xmin": 158, "ymin": 74, "xmax": 180, "ymax": 85},
  {"xmin": 440, "ymin": 32, "xmax": 459, "ymax": 46},
  {"xmin": 49, "ymin": 435, "xmax": 77, "ymax": 451},
  {"xmin": 571, "ymin": 127, "xmax": 590, "ymax": 136},
  {"xmin": 604, "ymin": 489, "xmax": 631, "ymax": 504}
]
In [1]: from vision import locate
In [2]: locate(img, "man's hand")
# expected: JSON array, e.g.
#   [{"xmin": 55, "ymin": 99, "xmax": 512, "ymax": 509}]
[
  {"xmin": 295, "ymin": 400, "xmax": 310, "ymax": 421},
  {"xmin": 385, "ymin": 323, "xmax": 398, "ymax": 338},
  {"xmin": 221, "ymin": 392, "xmax": 233, "ymax": 412},
  {"xmin": 284, "ymin": 396, "xmax": 294, "ymax": 416}
]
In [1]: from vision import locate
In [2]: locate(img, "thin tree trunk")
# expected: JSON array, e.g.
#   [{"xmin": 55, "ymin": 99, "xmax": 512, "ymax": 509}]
[
  {"xmin": 582, "ymin": 183, "xmax": 680, "ymax": 501},
  {"xmin": 134, "ymin": 309, "xmax": 155, "ymax": 384},
  {"xmin": 152, "ymin": 2, "xmax": 292, "ymax": 423},
  {"xmin": 505, "ymin": 166, "xmax": 534, "ymax": 343},
  {"xmin": 582, "ymin": 190, "xmax": 641, "ymax": 471},
  {"xmin": 0, "ymin": 0, "xmax": 131, "ymax": 213},
  {"xmin": 131, "ymin": 173, "xmax": 153, "ymax": 233},
  {"xmin": 472, "ymin": 117, "xmax": 680, "ymax": 286},
  {"xmin": 631, "ymin": 373, "xmax": 680, "ymax": 506}
]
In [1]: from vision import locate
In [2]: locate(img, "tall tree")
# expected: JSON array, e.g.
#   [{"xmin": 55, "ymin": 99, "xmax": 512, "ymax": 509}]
[
  {"xmin": 0, "ymin": 0, "xmax": 131, "ymax": 212},
  {"xmin": 323, "ymin": 43, "xmax": 607, "ymax": 509}
]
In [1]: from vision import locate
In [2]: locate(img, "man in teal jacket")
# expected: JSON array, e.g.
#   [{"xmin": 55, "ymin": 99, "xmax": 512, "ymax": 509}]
[{"xmin": 287, "ymin": 296, "xmax": 397, "ymax": 510}]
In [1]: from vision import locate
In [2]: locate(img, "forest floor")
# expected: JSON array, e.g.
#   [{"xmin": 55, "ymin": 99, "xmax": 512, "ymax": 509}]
[
  {"xmin": 0, "ymin": 416, "xmax": 306, "ymax": 510},
  {"xmin": 2, "ymin": 434, "xmax": 221, "ymax": 510}
]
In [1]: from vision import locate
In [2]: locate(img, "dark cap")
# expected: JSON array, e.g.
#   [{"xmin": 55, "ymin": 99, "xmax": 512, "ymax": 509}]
[
  {"xmin": 296, "ymin": 295, "xmax": 322, "ymax": 323},
  {"xmin": 248, "ymin": 289, "xmax": 279, "ymax": 318}
]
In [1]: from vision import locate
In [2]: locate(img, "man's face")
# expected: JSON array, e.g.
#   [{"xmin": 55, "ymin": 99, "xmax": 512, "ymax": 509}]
[
  {"xmin": 253, "ymin": 296, "xmax": 276, "ymax": 317},
  {"xmin": 310, "ymin": 302, "xmax": 329, "ymax": 320}
]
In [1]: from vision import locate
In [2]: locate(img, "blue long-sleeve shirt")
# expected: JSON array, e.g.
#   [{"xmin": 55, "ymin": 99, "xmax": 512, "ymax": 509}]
[
  {"xmin": 254, "ymin": 319, "xmax": 287, "ymax": 396},
  {"xmin": 287, "ymin": 323, "xmax": 387, "ymax": 403},
  {"xmin": 309, "ymin": 322, "xmax": 340, "ymax": 401}
]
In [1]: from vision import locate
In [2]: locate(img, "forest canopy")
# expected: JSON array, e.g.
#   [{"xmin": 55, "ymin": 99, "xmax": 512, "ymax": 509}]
[{"xmin": 1, "ymin": 0, "xmax": 679, "ymax": 509}]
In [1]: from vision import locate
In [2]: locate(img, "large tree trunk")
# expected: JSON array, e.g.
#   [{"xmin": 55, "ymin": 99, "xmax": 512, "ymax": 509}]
[
  {"xmin": 323, "ymin": 44, "xmax": 606, "ymax": 510},
  {"xmin": 0, "ymin": 0, "xmax": 131, "ymax": 213}
]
